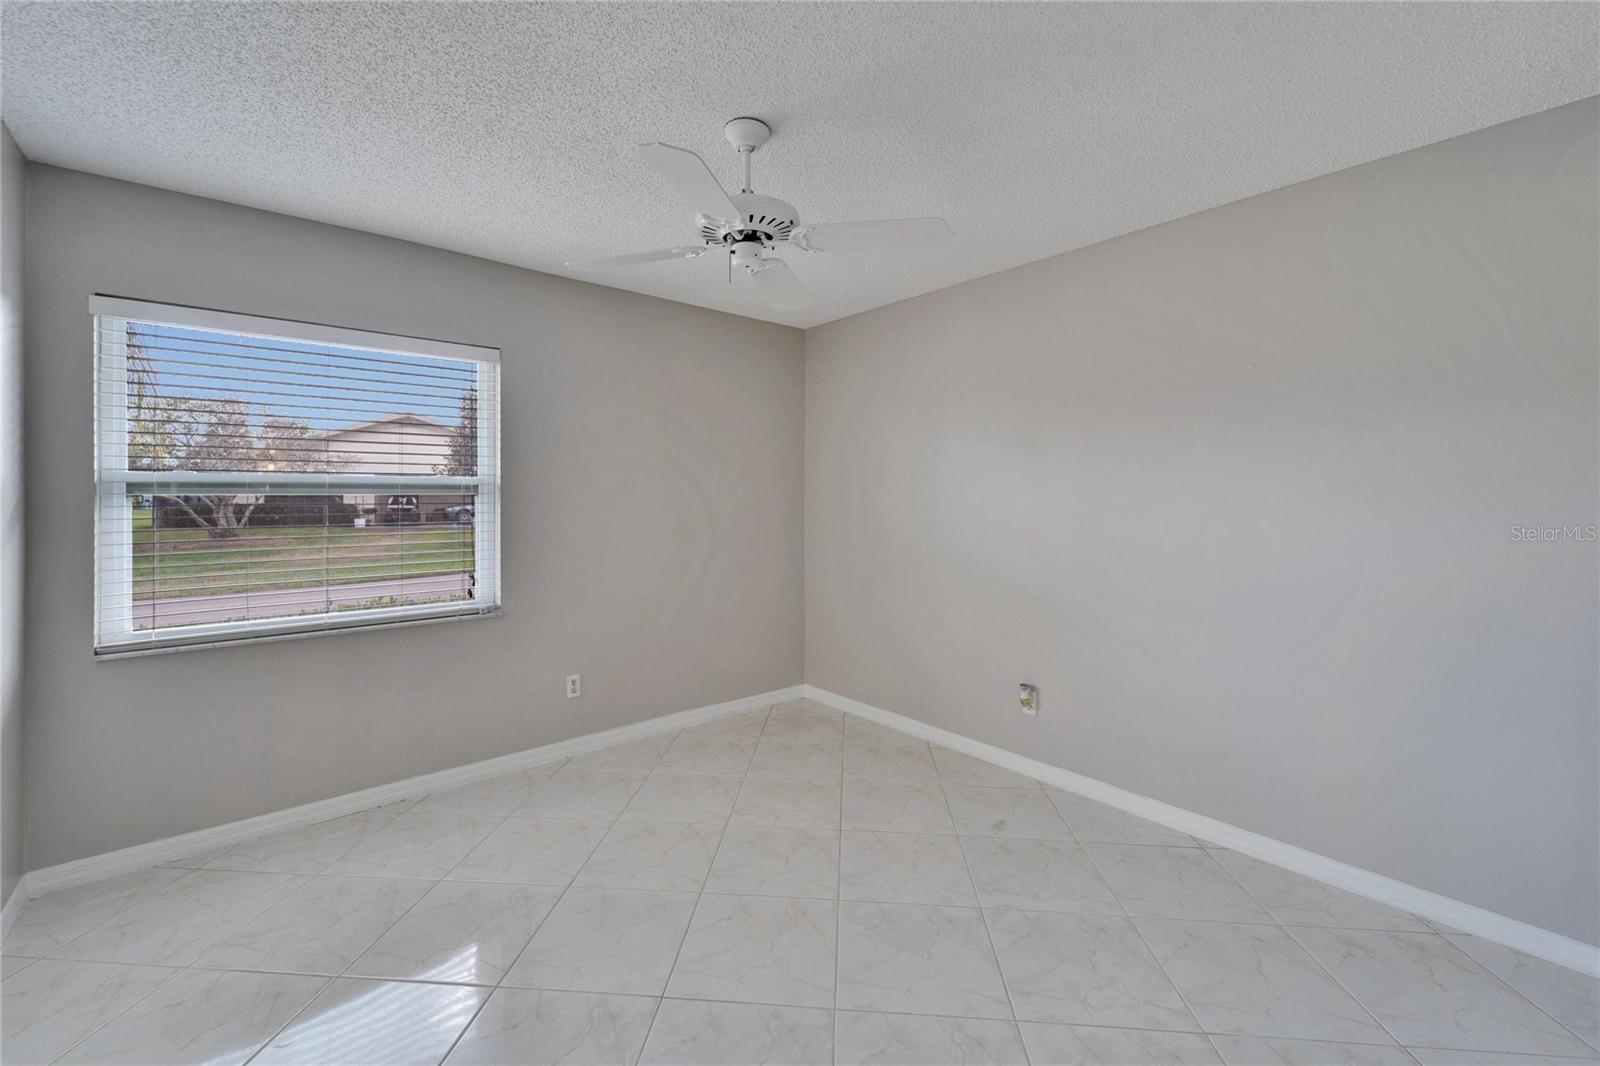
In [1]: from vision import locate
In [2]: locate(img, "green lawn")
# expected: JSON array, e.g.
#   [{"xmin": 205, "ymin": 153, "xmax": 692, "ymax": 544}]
[{"xmin": 132, "ymin": 510, "xmax": 473, "ymax": 600}]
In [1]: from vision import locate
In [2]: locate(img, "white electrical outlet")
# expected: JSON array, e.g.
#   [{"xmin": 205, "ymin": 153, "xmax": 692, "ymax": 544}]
[
  {"xmin": 1018, "ymin": 683, "xmax": 1038, "ymax": 717},
  {"xmin": 566, "ymin": 674, "xmax": 581, "ymax": 699}
]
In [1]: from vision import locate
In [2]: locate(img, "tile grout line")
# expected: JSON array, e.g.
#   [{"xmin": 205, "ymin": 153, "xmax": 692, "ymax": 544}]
[
  {"xmin": 477, "ymin": 746, "xmax": 679, "ymax": 1064},
  {"xmin": 238, "ymin": 766, "xmax": 559, "ymax": 1065},
  {"xmin": 1298, "ymin": 931, "xmax": 1446, "ymax": 1050},
  {"xmin": 42, "ymin": 961, "xmax": 190, "ymax": 1065},
  {"xmin": 17, "ymin": 704, "xmax": 1599, "ymax": 1064},
  {"xmin": 16, "ymin": 784, "xmax": 1220, "ymax": 940},
  {"xmin": 60, "ymin": 953, "xmax": 1587, "ymax": 1064},
  {"xmin": 1201, "ymin": 854, "xmax": 1408, "ymax": 1051},
  {"xmin": 1073, "ymin": 836, "xmax": 1217, "ymax": 1052},
  {"xmin": 237, "ymin": 974, "xmax": 341, "ymax": 1066},
  {"xmin": 331, "ymin": 852, "xmax": 497, "ymax": 1066},
  {"xmin": 930, "ymin": 754, "xmax": 1033, "ymax": 1065},
  {"xmin": 53, "ymin": 866, "xmax": 1467, "ymax": 936},
  {"xmin": 13, "ymin": 864, "xmax": 207, "ymax": 965},
  {"xmin": 1042, "ymin": 786, "xmax": 1134, "ymax": 923},
  {"xmin": 1431, "ymin": 933, "xmax": 1600, "ymax": 1055},
  {"xmin": 42, "ymin": 810, "xmax": 405, "ymax": 1064},
  {"xmin": 595, "ymin": 707, "xmax": 777, "ymax": 1058},
  {"xmin": 416, "ymin": 745, "xmax": 671, "ymax": 1062},
  {"xmin": 1046, "ymin": 777, "xmax": 1540, "ymax": 1059},
  {"xmin": 1048, "ymin": 783, "xmax": 1241, "ymax": 1058},
  {"xmin": 1040, "ymin": 776, "xmax": 1209, "ymax": 1062},
  {"xmin": 432, "ymin": 789, "xmax": 625, "ymax": 1064},
  {"xmin": 150, "ymin": 954, "xmax": 1590, "ymax": 1066},
  {"xmin": 634, "ymin": 702, "xmax": 774, "ymax": 1065},
  {"xmin": 1075, "ymin": 807, "xmax": 1421, "ymax": 1056},
  {"xmin": 833, "ymin": 708, "xmax": 845, "ymax": 1066},
  {"xmin": 1280, "ymin": 919, "xmax": 1598, "ymax": 1061},
  {"xmin": 42, "ymin": 869, "xmax": 321, "ymax": 1063}
]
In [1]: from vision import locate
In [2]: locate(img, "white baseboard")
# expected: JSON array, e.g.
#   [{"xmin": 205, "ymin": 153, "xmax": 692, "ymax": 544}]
[
  {"xmin": 18, "ymin": 684, "xmax": 803, "ymax": 903},
  {"xmin": 802, "ymin": 684, "xmax": 1600, "ymax": 979},
  {"xmin": 1, "ymin": 877, "xmax": 25, "ymax": 942},
  {"xmin": 16, "ymin": 678, "xmax": 1596, "ymax": 979}
]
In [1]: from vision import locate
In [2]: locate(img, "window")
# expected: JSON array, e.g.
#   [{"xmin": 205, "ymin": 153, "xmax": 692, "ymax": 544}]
[{"xmin": 93, "ymin": 296, "xmax": 500, "ymax": 655}]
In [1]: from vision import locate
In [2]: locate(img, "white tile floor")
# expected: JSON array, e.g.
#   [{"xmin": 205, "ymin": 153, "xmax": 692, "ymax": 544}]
[{"xmin": 3, "ymin": 699, "xmax": 1596, "ymax": 1065}]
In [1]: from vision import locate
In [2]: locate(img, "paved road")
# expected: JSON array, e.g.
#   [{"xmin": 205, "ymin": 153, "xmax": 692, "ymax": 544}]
[{"xmin": 132, "ymin": 572, "xmax": 473, "ymax": 629}]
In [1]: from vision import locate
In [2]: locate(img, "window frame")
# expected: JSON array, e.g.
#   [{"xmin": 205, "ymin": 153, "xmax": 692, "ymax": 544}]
[{"xmin": 91, "ymin": 294, "xmax": 501, "ymax": 657}]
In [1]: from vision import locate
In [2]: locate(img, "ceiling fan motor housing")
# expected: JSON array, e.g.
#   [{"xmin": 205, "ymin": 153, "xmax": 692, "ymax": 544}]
[
  {"xmin": 728, "ymin": 241, "xmax": 766, "ymax": 273},
  {"xmin": 698, "ymin": 192, "xmax": 799, "ymax": 247}
]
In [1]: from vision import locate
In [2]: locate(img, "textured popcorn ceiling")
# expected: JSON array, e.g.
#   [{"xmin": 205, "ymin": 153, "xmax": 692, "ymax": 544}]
[{"xmin": 3, "ymin": 2, "xmax": 1596, "ymax": 328}]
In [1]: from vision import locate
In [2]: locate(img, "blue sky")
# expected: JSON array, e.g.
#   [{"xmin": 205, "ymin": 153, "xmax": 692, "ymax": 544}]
[{"xmin": 127, "ymin": 322, "xmax": 475, "ymax": 433}]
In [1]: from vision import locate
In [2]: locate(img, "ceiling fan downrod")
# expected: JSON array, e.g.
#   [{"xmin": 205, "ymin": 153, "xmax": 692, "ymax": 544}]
[{"xmin": 724, "ymin": 116, "xmax": 771, "ymax": 195}]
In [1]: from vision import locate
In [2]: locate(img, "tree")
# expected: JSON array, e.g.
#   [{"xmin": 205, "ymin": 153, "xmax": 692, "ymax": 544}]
[
  {"xmin": 434, "ymin": 385, "xmax": 478, "ymax": 477},
  {"xmin": 127, "ymin": 327, "xmax": 178, "ymax": 469},
  {"xmin": 128, "ymin": 329, "xmax": 347, "ymax": 538}
]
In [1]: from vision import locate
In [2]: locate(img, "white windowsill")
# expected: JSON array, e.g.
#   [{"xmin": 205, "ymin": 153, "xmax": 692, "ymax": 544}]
[{"xmin": 94, "ymin": 604, "xmax": 502, "ymax": 660}]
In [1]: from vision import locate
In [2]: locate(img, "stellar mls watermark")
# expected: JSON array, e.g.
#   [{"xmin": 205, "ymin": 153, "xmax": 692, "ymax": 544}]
[{"xmin": 1510, "ymin": 524, "xmax": 1598, "ymax": 542}]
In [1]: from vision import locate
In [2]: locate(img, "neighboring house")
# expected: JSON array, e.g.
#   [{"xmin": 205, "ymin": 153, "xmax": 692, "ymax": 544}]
[
  {"xmin": 152, "ymin": 413, "xmax": 468, "ymax": 529},
  {"xmin": 323, "ymin": 413, "xmax": 468, "ymax": 519},
  {"xmin": 322, "ymin": 412, "xmax": 454, "ymax": 475}
]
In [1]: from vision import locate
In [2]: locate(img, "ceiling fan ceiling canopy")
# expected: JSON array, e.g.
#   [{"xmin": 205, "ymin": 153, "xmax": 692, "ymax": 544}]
[{"xmin": 564, "ymin": 116, "xmax": 952, "ymax": 312}]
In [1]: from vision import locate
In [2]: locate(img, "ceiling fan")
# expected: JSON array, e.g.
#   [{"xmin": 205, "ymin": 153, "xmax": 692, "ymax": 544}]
[{"xmin": 565, "ymin": 117, "xmax": 951, "ymax": 311}]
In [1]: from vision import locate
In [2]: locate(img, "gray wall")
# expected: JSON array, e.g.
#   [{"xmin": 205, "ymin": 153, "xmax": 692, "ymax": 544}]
[
  {"xmin": 805, "ymin": 100, "xmax": 1599, "ymax": 944},
  {"xmin": 1, "ymin": 127, "xmax": 24, "ymax": 906},
  {"xmin": 23, "ymin": 165, "xmax": 804, "ymax": 869}
]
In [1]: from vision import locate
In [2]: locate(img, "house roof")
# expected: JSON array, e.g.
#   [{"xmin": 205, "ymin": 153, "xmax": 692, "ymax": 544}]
[{"xmin": 321, "ymin": 413, "xmax": 450, "ymax": 439}]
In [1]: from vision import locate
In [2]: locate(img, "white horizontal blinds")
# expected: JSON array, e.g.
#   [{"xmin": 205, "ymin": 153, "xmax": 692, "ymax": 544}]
[{"xmin": 93, "ymin": 297, "xmax": 501, "ymax": 654}]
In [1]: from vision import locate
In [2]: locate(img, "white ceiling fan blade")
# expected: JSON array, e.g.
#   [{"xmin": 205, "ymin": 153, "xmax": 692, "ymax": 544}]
[
  {"xmin": 792, "ymin": 217, "xmax": 951, "ymax": 252},
  {"xmin": 565, "ymin": 245, "xmax": 713, "ymax": 272},
  {"xmin": 637, "ymin": 143, "xmax": 742, "ymax": 222},
  {"xmin": 752, "ymin": 257, "xmax": 809, "ymax": 311}
]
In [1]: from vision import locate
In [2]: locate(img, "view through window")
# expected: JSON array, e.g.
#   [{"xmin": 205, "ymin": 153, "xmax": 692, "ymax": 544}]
[{"xmin": 92, "ymin": 297, "xmax": 500, "ymax": 653}]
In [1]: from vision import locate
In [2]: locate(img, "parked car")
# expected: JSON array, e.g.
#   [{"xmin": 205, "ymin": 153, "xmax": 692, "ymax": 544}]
[
  {"xmin": 380, "ymin": 495, "xmax": 421, "ymax": 524},
  {"xmin": 441, "ymin": 503, "xmax": 474, "ymax": 525}
]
